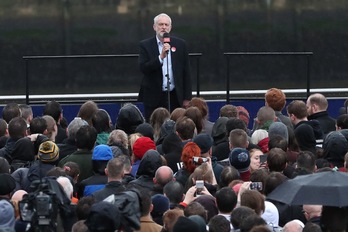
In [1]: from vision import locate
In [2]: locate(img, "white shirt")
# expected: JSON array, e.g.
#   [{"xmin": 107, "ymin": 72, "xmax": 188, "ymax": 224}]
[{"xmin": 157, "ymin": 37, "xmax": 174, "ymax": 91}]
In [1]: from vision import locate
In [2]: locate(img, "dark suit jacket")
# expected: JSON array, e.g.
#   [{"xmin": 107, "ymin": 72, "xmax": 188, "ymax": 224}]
[{"xmin": 138, "ymin": 36, "xmax": 192, "ymax": 107}]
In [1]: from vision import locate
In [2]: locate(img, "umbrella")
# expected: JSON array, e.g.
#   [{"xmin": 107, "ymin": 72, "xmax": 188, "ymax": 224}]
[{"xmin": 267, "ymin": 170, "xmax": 348, "ymax": 207}]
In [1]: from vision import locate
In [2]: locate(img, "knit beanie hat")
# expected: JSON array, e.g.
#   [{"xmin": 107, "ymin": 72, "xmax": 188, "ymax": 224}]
[
  {"xmin": 268, "ymin": 122, "xmax": 289, "ymax": 142},
  {"xmin": 229, "ymin": 148, "xmax": 251, "ymax": 173},
  {"xmin": 0, "ymin": 200, "xmax": 15, "ymax": 229},
  {"xmin": 92, "ymin": 144, "xmax": 113, "ymax": 161},
  {"xmin": 151, "ymin": 194, "xmax": 170, "ymax": 214},
  {"xmin": 38, "ymin": 141, "xmax": 59, "ymax": 163},
  {"xmin": 193, "ymin": 133, "xmax": 213, "ymax": 154},
  {"xmin": 237, "ymin": 106, "xmax": 250, "ymax": 127},
  {"xmin": 135, "ymin": 123, "xmax": 154, "ymax": 141},
  {"xmin": 132, "ymin": 137, "xmax": 156, "ymax": 160}
]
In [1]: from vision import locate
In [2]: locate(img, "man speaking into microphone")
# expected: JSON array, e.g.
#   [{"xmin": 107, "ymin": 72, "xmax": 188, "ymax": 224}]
[{"xmin": 138, "ymin": 13, "xmax": 192, "ymax": 121}]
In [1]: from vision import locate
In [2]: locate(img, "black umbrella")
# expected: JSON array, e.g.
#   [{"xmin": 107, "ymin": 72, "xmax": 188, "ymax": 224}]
[{"xmin": 267, "ymin": 170, "xmax": 348, "ymax": 207}]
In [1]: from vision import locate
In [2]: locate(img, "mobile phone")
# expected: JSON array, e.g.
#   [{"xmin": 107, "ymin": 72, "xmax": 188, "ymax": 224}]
[
  {"xmin": 250, "ymin": 182, "xmax": 263, "ymax": 191},
  {"xmin": 260, "ymin": 155, "xmax": 267, "ymax": 164},
  {"xmin": 195, "ymin": 180, "xmax": 204, "ymax": 196},
  {"xmin": 193, "ymin": 157, "xmax": 208, "ymax": 165}
]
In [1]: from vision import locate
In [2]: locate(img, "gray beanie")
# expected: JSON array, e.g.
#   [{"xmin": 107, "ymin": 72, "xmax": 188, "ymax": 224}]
[{"xmin": 269, "ymin": 122, "xmax": 289, "ymax": 142}]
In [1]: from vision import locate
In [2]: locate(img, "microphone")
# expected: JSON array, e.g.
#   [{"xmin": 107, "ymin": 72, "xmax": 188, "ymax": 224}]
[{"xmin": 163, "ymin": 33, "xmax": 170, "ymax": 53}]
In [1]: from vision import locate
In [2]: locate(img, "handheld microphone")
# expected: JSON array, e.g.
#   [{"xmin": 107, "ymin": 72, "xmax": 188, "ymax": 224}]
[{"xmin": 163, "ymin": 33, "xmax": 170, "ymax": 53}]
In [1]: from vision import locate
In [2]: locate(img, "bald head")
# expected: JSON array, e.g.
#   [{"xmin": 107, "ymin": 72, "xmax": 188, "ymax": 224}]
[
  {"xmin": 154, "ymin": 166, "xmax": 174, "ymax": 186},
  {"xmin": 283, "ymin": 219, "xmax": 304, "ymax": 232},
  {"xmin": 303, "ymin": 204, "xmax": 322, "ymax": 220},
  {"xmin": 307, "ymin": 93, "xmax": 328, "ymax": 115}
]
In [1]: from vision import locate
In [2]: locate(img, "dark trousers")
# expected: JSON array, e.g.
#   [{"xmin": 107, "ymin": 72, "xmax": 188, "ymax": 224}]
[{"xmin": 144, "ymin": 89, "xmax": 180, "ymax": 122}]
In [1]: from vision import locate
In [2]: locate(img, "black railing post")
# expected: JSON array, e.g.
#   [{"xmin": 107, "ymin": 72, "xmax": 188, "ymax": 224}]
[
  {"xmin": 25, "ymin": 58, "xmax": 29, "ymax": 105},
  {"xmin": 306, "ymin": 54, "xmax": 311, "ymax": 98},
  {"xmin": 226, "ymin": 55, "xmax": 230, "ymax": 104}
]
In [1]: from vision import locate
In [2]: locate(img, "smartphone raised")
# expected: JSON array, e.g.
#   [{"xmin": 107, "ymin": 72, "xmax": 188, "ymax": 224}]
[{"xmin": 195, "ymin": 180, "xmax": 204, "ymax": 196}]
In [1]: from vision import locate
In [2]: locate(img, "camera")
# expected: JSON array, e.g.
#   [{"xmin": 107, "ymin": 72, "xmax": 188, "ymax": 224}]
[
  {"xmin": 193, "ymin": 156, "xmax": 208, "ymax": 165},
  {"xmin": 250, "ymin": 182, "xmax": 263, "ymax": 191}
]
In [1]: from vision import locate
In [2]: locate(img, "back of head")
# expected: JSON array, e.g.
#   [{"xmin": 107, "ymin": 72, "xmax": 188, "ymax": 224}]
[
  {"xmin": 43, "ymin": 100, "xmax": 62, "ymax": 122},
  {"xmin": 256, "ymin": 106, "xmax": 276, "ymax": 126},
  {"xmin": 239, "ymin": 214, "xmax": 267, "ymax": 232},
  {"xmin": 181, "ymin": 142, "xmax": 201, "ymax": 173},
  {"xmin": 176, "ymin": 116, "xmax": 196, "ymax": 140},
  {"xmin": 229, "ymin": 129, "xmax": 248, "ymax": 148},
  {"xmin": 189, "ymin": 97, "xmax": 209, "ymax": 119},
  {"xmin": 163, "ymin": 181, "xmax": 184, "ymax": 204},
  {"xmin": 0, "ymin": 118, "xmax": 8, "ymax": 137},
  {"xmin": 184, "ymin": 106, "xmax": 203, "ymax": 134},
  {"xmin": 38, "ymin": 141, "xmax": 60, "ymax": 164},
  {"xmin": 240, "ymin": 189, "xmax": 265, "ymax": 216},
  {"xmin": 75, "ymin": 125, "xmax": 97, "ymax": 150},
  {"xmin": 296, "ymin": 151, "xmax": 316, "ymax": 173},
  {"xmin": 226, "ymin": 118, "xmax": 247, "ymax": 134},
  {"xmin": 30, "ymin": 116, "xmax": 47, "ymax": 134},
  {"xmin": 267, "ymin": 147, "xmax": 288, "ymax": 172},
  {"xmin": 219, "ymin": 165, "xmax": 240, "ymax": 188},
  {"xmin": 85, "ymin": 201, "xmax": 121, "ymax": 232},
  {"xmin": 106, "ymin": 157, "xmax": 125, "ymax": 179},
  {"xmin": 211, "ymin": 117, "xmax": 228, "ymax": 142},
  {"xmin": 215, "ymin": 187, "xmax": 237, "ymax": 214},
  {"xmin": 184, "ymin": 201, "xmax": 207, "ymax": 222},
  {"xmin": 173, "ymin": 216, "xmax": 201, "ymax": 232},
  {"xmin": 268, "ymin": 135, "xmax": 288, "ymax": 152},
  {"xmin": 154, "ymin": 166, "xmax": 174, "ymax": 186},
  {"xmin": 67, "ymin": 117, "xmax": 88, "ymax": 140},
  {"xmin": 136, "ymin": 149, "xmax": 162, "ymax": 177},
  {"xmin": 231, "ymin": 206, "xmax": 256, "ymax": 230},
  {"xmin": 76, "ymin": 196, "xmax": 95, "ymax": 220},
  {"xmin": 149, "ymin": 107, "xmax": 170, "ymax": 132},
  {"xmin": 264, "ymin": 172, "xmax": 287, "ymax": 196},
  {"xmin": 163, "ymin": 208, "xmax": 184, "ymax": 232},
  {"xmin": 170, "ymin": 107, "xmax": 186, "ymax": 122},
  {"xmin": 8, "ymin": 116, "xmax": 27, "ymax": 139},
  {"xmin": 265, "ymin": 88, "xmax": 286, "ymax": 111},
  {"xmin": 92, "ymin": 109, "xmax": 112, "ymax": 133},
  {"xmin": 116, "ymin": 103, "xmax": 145, "ymax": 135},
  {"xmin": 283, "ymin": 219, "xmax": 304, "ymax": 232},
  {"xmin": 336, "ymin": 114, "xmax": 348, "ymax": 129},
  {"xmin": 209, "ymin": 215, "xmax": 231, "ymax": 232},
  {"xmin": 135, "ymin": 123, "xmax": 154, "ymax": 141},
  {"xmin": 2, "ymin": 102, "xmax": 21, "ymax": 124},
  {"xmin": 308, "ymin": 93, "xmax": 328, "ymax": 111},
  {"xmin": 220, "ymin": 104, "xmax": 238, "ymax": 118},
  {"xmin": 237, "ymin": 106, "xmax": 250, "ymax": 127},
  {"xmin": 19, "ymin": 104, "xmax": 33, "ymax": 122},
  {"xmin": 287, "ymin": 100, "xmax": 308, "ymax": 119},
  {"xmin": 77, "ymin": 100, "xmax": 99, "ymax": 126}
]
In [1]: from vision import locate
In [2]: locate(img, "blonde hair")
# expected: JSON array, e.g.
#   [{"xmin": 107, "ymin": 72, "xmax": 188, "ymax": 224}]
[{"xmin": 107, "ymin": 129, "xmax": 128, "ymax": 149}]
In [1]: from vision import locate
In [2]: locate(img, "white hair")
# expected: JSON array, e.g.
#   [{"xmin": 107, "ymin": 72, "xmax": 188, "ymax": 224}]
[
  {"xmin": 57, "ymin": 176, "xmax": 73, "ymax": 199},
  {"xmin": 153, "ymin": 13, "xmax": 172, "ymax": 25}
]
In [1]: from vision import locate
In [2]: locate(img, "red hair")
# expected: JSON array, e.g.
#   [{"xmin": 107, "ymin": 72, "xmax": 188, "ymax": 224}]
[{"xmin": 181, "ymin": 142, "xmax": 201, "ymax": 173}]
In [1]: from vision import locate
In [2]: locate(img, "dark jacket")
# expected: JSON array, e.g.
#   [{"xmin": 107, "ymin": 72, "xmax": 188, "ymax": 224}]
[
  {"xmin": 162, "ymin": 133, "xmax": 183, "ymax": 173},
  {"xmin": 92, "ymin": 181, "xmax": 126, "ymax": 202},
  {"xmin": 57, "ymin": 138, "xmax": 77, "ymax": 161},
  {"xmin": 323, "ymin": 131, "xmax": 348, "ymax": 167},
  {"xmin": 294, "ymin": 120, "xmax": 323, "ymax": 154},
  {"xmin": 308, "ymin": 111, "xmax": 336, "ymax": 136},
  {"xmin": 115, "ymin": 103, "xmax": 145, "ymax": 135},
  {"xmin": 129, "ymin": 149, "xmax": 162, "ymax": 192}
]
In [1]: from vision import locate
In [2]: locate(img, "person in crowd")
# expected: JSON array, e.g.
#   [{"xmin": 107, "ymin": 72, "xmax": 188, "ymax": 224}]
[
  {"xmin": 162, "ymin": 132, "xmax": 183, "ymax": 173},
  {"xmin": 287, "ymin": 100, "xmax": 323, "ymax": 155},
  {"xmin": 252, "ymin": 106, "xmax": 277, "ymax": 132},
  {"xmin": 29, "ymin": 116, "xmax": 47, "ymax": 135},
  {"xmin": 322, "ymin": 130, "xmax": 348, "ymax": 168},
  {"xmin": 230, "ymin": 206, "xmax": 257, "ymax": 231},
  {"xmin": 237, "ymin": 106, "xmax": 251, "ymax": 134},
  {"xmin": 150, "ymin": 107, "xmax": 170, "ymax": 142},
  {"xmin": 211, "ymin": 117, "xmax": 229, "ymax": 160},
  {"xmin": 265, "ymin": 88, "xmax": 293, "ymax": 129},
  {"xmin": 152, "ymin": 165, "xmax": 174, "ymax": 194},
  {"xmin": 336, "ymin": 113, "xmax": 348, "ymax": 130},
  {"xmin": 306, "ymin": 93, "xmax": 336, "ymax": 136},
  {"xmin": 42, "ymin": 115, "xmax": 58, "ymax": 142},
  {"xmin": 115, "ymin": 103, "xmax": 145, "ymax": 135},
  {"xmin": 189, "ymin": 97, "xmax": 214, "ymax": 135},
  {"xmin": 162, "ymin": 208, "xmax": 185, "ymax": 232},
  {"xmin": 131, "ymin": 136, "xmax": 156, "ymax": 177},
  {"xmin": 0, "ymin": 119, "xmax": 9, "ymax": 149},
  {"xmin": 151, "ymin": 194, "xmax": 170, "ymax": 225},
  {"xmin": 77, "ymin": 100, "xmax": 99, "ymax": 126},
  {"xmin": 175, "ymin": 142, "xmax": 201, "ymax": 187},
  {"xmin": 163, "ymin": 180, "xmax": 184, "ymax": 209},
  {"xmin": 292, "ymin": 151, "xmax": 316, "ymax": 177},
  {"xmin": 249, "ymin": 148, "xmax": 263, "ymax": 173},
  {"xmin": 58, "ymin": 117, "xmax": 88, "ymax": 161},
  {"xmin": 2, "ymin": 102, "xmax": 21, "ymax": 124},
  {"xmin": 107, "ymin": 129, "xmax": 129, "ymax": 157},
  {"xmin": 283, "ymin": 219, "xmax": 304, "ymax": 232},
  {"xmin": 215, "ymin": 187, "xmax": 237, "ymax": 230},
  {"xmin": 302, "ymin": 204, "xmax": 322, "ymax": 225},
  {"xmin": 320, "ymin": 206, "xmax": 347, "ymax": 232},
  {"xmin": 229, "ymin": 148, "xmax": 251, "ymax": 181},
  {"xmin": 267, "ymin": 147, "xmax": 288, "ymax": 173},
  {"xmin": 219, "ymin": 165, "xmax": 240, "ymax": 189},
  {"xmin": 173, "ymin": 216, "xmax": 200, "ymax": 232},
  {"xmin": 135, "ymin": 122, "xmax": 155, "ymax": 141},
  {"xmin": 78, "ymin": 144, "xmax": 113, "ymax": 197},
  {"xmin": 19, "ymin": 104, "xmax": 33, "ymax": 129},
  {"xmin": 251, "ymin": 129, "xmax": 269, "ymax": 153},
  {"xmin": 129, "ymin": 149, "xmax": 163, "ymax": 193},
  {"xmin": 92, "ymin": 157, "xmax": 126, "ymax": 202},
  {"xmin": 193, "ymin": 133, "xmax": 224, "ymax": 183},
  {"xmin": 138, "ymin": 13, "xmax": 192, "ymax": 121},
  {"xmin": 220, "ymin": 104, "xmax": 238, "ymax": 118},
  {"xmin": 58, "ymin": 125, "xmax": 97, "ymax": 183},
  {"xmin": 156, "ymin": 119, "xmax": 176, "ymax": 146},
  {"xmin": 0, "ymin": 199, "xmax": 16, "ymax": 230},
  {"xmin": 43, "ymin": 100, "xmax": 67, "ymax": 143},
  {"xmin": 176, "ymin": 116, "xmax": 196, "ymax": 143},
  {"xmin": 184, "ymin": 106, "xmax": 204, "ymax": 134},
  {"xmin": 92, "ymin": 109, "xmax": 113, "ymax": 145},
  {"xmin": 209, "ymin": 215, "xmax": 231, "ymax": 232},
  {"xmin": 170, "ymin": 107, "xmax": 186, "ymax": 122}
]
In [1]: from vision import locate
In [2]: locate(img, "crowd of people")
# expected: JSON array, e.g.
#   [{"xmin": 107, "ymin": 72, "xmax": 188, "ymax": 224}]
[{"xmin": 0, "ymin": 88, "xmax": 348, "ymax": 232}]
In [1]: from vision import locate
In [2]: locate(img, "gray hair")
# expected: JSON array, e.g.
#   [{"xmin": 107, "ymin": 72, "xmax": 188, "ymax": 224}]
[{"xmin": 153, "ymin": 13, "xmax": 172, "ymax": 25}]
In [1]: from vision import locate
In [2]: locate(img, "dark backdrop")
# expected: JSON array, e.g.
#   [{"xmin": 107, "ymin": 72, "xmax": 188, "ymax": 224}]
[{"xmin": 0, "ymin": 0, "xmax": 347, "ymax": 100}]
